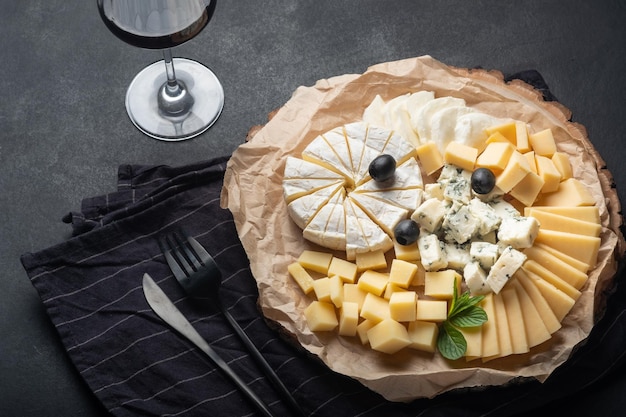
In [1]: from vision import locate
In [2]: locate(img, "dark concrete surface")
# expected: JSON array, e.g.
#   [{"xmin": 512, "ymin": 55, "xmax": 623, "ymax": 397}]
[{"xmin": 1, "ymin": 1, "xmax": 625, "ymax": 416}]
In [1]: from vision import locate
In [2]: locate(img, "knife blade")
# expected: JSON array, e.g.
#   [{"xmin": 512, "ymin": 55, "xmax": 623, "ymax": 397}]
[{"xmin": 142, "ymin": 273, "xmax": 276, "ymax": 417}]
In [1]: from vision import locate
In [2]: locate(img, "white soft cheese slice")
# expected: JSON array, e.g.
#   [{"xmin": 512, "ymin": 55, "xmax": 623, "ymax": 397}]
[
  {"xmin": 412, "ymin": 97, "xmax": 466, "ymax": 143},
  {"xmin": 362, "ymin": 94, "xmax": 386, "ymax": 127},
  {"xmin": 301, "ymin": 135, "xmax": 353, "ymax": 180},
  {"xmin": 349, "ymin": 193, "xmax": 408, "ymax": 236},
  {"xmin": 405, "ymin": 91, "xmax": 436, "ymax": 144},
  {"xmin": 283, "ymin": 178, "xmax": 344, "ymax": 204},
  {"xmin": 429, "ymin": 106, "xmax": 478, "ymax": 154},
  {"xmin": 283, "ymin": 156, "xmax": 345, "ymax": 180},
  {"xmin": 303, "ymin": 190, "xmax": 346, "ymax": 251},
  {"xmin": 382, "ymin": 93, "xmax": 420, "ymax": 147},
  {"xmin": 287, "ymin": 182, "xmax": 344, "ymax": 229},
  {"xmin": 454, "ymin": 112, "xmax": 509, "ymax": 149},
  {"xmin": 344, "ymin": 198, "xmax": 393, "ymax": 258}
]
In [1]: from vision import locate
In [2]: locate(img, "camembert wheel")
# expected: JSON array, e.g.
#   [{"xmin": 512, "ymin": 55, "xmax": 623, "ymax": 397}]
[{"xmin": 283, "ymin": 122, "xmax": 423, "ymax": 259}]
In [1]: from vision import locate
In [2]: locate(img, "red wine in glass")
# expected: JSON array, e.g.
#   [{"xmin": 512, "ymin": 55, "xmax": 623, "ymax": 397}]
[{"xmin": 97, "ymin": 0, "xmax": 224, "ymax": 141}]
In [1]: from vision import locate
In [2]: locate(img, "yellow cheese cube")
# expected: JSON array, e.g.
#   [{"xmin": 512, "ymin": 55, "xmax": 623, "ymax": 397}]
[
  {"xmin": 383, "ymin": 282, "xmax": 408, "ymax": 300},
  {"xmin": 444, "ymin": 141, "xmax": 478, "ymax": 171},
  {"xmin": 524, "ymin": 245, "xmax": 588, "ymax": 290},
  {"xmin": 407, "ymin": 321, "xmax": 438, "ymax": 353},
  {"xmin": 529, "ymin": 128, "xmax": 557, "ymax": 157},
  {"xmin": 356, "ymin": 319, "xmax": 376, "ymax": 345},
  {"xmin": 551, "ymin": 152, "xmax": 573, "ymax": 180},
  {"xmin": 484, "ymin": 131, "xmax": 511, "ymax": 146},
  {"xmin": 522, "ymin": 260, "xmax": 581, "ymax": 301},
  {"xmin": 535, "ymin": 155, "xmax": 561, "ymax": 193},
  {"xmin": 515, "ymin": 121, "xmax": 531, "ymax": 153},
  {"xmin": 476, "ymin": 141, "xmax": 515, "ymax": 172},
  {"xmin": 534, "ymin": 229, "xmax": 600, "ymax": 267},
  {"xmin": 343, "ymin": 284, "xmax": 368, "ymax": 311},
  {"xmin": 360, "ymin": 293, "xmax": 390, "ymax": 323},
  {"xmin": 287, "ymin": 262, "xmax": 315, "ymax": 294},
  {"xmin": 501, "ymin": 286, "xmax": 529, "ymax": 354},
  {"xmin": 388, "ymin": 259, "xmax": 418, "ymax": 288},
  {"xmin": 367, "ymin": 318, "xmax": 411, "ymax": 354},
  {"xmin": 297, "ymin": 250, "xmax": 333, "ymax": 274},
  {"xmin": 524, "ymin": 270, "xmax": 576, "ymax": 321},
  {"xmin": 312, "ymin": 277, "xmax": 331, "ymax": 302},
  {"xmin": 495, "ymin": 150, "xmax": 531, "ymax": 193},
  {"xmin": 480, "ymin": 294, "xmax": 499, "ymax": 358},
  {"xmin": 411, "ymin": 262, "xmax": 426, "ymax": 286},
  {"xmin": 510, "ymin": 280, "xmax": 551, "ymax": 348},
  {"xmin": 515, "ymin": 269, "xmax": 561, "ymax": 334},
  {"xmin": 525, "ymin": 210, "xmax": 601, "ymax": 238},
  {"xmin": 416, "ymin": 142, "xmax": 444, "ymax": 176},
  {"xmin": 338, "ymin": 302, "xmax": 360, "ymax": 336},
  {"xmin": 328, "ymin": 257, "xmax": 358, "ymax": 283},
  {"xmin": 486, "ymin": 121, "xmax": 517, "ymax": 144},
  {"xmin": 304, "ymin": 301, "xmax": 338, "ymax": 332},
  {"xmin": 393, "ymin": 240, "xmax": 421, "ymax": 261},
  {"xmin": 329, "ymin": 274, "xmax": 344, "ymax": 308},
  {"xmin": 415, "ymin": 299, "xmax": 448, "ymax": 322},
  {"xmin": 524, "ymin": 206, "xmax": 600, "ymax": 224},
  {"xmin": 424, "ymin": 269, "xmax": 462, "ymax": 299},
  {"xmin": 357, "ymin": 270, "xmax": 389, "ymax": 297},
  {"xmin": 355, "ymin": 249, "xmax": 387, "ymax": 272},
  {"xmin": 524, "ymin": 151, "xmax": 537, "ymax": 174},
  {"xmin": 389, "ymin": 291, "xmax": 418, "ymax": 322},
  {"xmin": 535, "ymin": 178, "xmax": 596, "ymax": 207},
  {"xmin": 509, "ymin": 171, "xmax": 544, "ymax": 207}
]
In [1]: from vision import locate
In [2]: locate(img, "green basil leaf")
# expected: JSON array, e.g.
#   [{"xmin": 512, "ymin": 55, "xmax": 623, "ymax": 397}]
[
  {"xmin": 449, "ymin": 305, "xmax": 488, "ymax": 328},
  {"xmin": 437, "ymin": 322, "xmax": 467, "ymax": 360}
]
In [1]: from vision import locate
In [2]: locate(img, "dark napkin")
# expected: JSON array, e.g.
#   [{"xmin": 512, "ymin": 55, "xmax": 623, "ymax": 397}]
[{"xmin": 20, "ymin": 75, "xmax": 626, "ymax": 417}]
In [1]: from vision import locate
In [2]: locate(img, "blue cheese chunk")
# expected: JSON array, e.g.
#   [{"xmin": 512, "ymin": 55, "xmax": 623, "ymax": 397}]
[
  {"xmin": 468, "ymin": 198, "xmax": 501, "ymax": 236},
  {"xmin": 464, "ymin": 262, "xmax": 490, "ymax": 295},
  {"xmin": 411, "ymin": 197, "xmax": 448, "ymax": 233},
  {"xmin": 469, "ymin": 241, "xmax": 500, "ymax": 270},
  {"xmin": 497, "ymin": 216, "xmax": 540, "ymax": 249},
  {"xmin": 442, "ymin": 202, "xmax": 480, "ymax": 244},
  {"xmin": 485, "ymin": 246, "xmax": 527, "ymax": 294},
  {"xmin": 443, "ymin": 242, "xmax": 471, "ymax": 271},
  {"xmin": 417, "ymin": 232, "xmax": 448, "ymax": 271},
  {"xmin": 439, "ymin": 165, "xmax": 472, "ymax": 204}
]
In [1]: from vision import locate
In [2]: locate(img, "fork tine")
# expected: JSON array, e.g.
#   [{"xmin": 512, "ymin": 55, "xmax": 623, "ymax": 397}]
[
  {"xmin": 186, "ymin": 235, "xmax": 213, "ymax": 265},
  {"xmin": 172, "ymin": 232, "xmax": 203, "ymax": 271},
  {"xmin": 160, "ymin": 234, "xmax": 192, "ymax": 279}
]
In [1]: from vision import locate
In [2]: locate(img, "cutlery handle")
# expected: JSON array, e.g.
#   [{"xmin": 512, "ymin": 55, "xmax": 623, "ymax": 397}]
[
  {"xmin": 222, "ymin": 309, "xmax": 306, "ymax": 417},
  {"xmin": 195, "ymin": 339, "xmax": 276, "ymax": 417}
]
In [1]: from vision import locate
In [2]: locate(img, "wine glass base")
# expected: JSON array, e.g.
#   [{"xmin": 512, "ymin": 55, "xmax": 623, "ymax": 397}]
[{"xmin": 125, "ymin": 58, "xmax": 224, "ymax": 141}]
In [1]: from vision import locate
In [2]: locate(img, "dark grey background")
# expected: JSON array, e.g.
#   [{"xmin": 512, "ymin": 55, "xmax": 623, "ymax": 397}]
[{"xmin": 1, "ymin": 1, "xmax": 625, "ymax": 416}]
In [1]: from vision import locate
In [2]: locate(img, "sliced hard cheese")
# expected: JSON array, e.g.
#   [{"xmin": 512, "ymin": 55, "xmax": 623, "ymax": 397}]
[
  {"xmin": 524, "ymin": 206, "xmax": 600, "ymax": 224},
  {"xmin": 407, "ymin": 321, "xmax": 438, "ymax": 353},
  {"xmin": 515, "ymin": 269, "xmax": 561, "ymax": 334},
  {"xmin": 534, "ymin": 229, "xmax": 600, "ymax": 267},
  {"xmin": 535, "ymin": 155, "xmax": 561, "ymax": 193},
  {"xmin": 416, "ymin": 142, "xmax": 445, "ymax": 175},
  {"xmin": 480, "ymin": 293, "xmax": 500, "ymax": 358},
  {"xmin": 444, "ymin": 141, "xmax": 478, "ymax": 171},
  {"xmin": 534, "ymin": 178, "xmax": 596, "ymax": 207},
  {"xmin": 510, "ymin": 279, "xmax": 551, "ymax": 348},
  {"xmin": 304, "ymin": 301, "xmax": 338, "ymax": 332},
  {"xmin": 287, "ymin": 262, "xmax": 315, "ymax": 294},
  {"xmin": 509, "ymin": 171, "xmax": 544, "ymax": 207},
  {"xmin": 523, "ymin": 246, "xmax": 588, "ymax": 290},
  {"xmin": 501, "ymin": 285, "xmax": 529, "ymax": 354},
  {"xmin": 489, "ymin": 292, "xmax": 514, "ymax": 360},
  {"xmin": 523, "ymin": 210, "xmax": 601, "ymax": 237},
  {"xmin": 524, "ymin": 269, "xmax": 576, "ymax": 322},
  {"xmin": 522, "ymin": 260, "xmax": 581, "ymax": 300},
  {"xmin": 297, "ymin": 250, "xmax": 333, "ymax": 274},
  {"xmin": 533, "ymin": 242, "xmax": 591, "ymax": 273},
  {"xmin": 338, "ymin": 302, "xmax": 360, "ymax": 336},
  {"xmin": 367, "ymin": 318, "xmax": 412, "ymax": 354}
]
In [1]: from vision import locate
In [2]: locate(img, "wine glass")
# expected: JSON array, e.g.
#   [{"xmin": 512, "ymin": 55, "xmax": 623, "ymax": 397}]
[{"xmin": 97, "ymin": 0, "xmax": 224, "ymax": 141}]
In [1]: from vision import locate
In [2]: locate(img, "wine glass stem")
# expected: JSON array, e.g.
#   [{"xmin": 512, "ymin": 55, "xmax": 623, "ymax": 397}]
[{"xmin": 158, "ymin": 49, "xmax": 194, "ymax": 117}]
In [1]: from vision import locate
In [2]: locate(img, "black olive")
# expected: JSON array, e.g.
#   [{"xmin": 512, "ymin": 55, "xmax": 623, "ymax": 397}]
[
  {"xmin": 394, "ymin": 219, "xmax": 420, "ymax": 245},
  {"xmin": 369, "ymin": 154, "xmax": 397, "ymax": 182},
  {"xmin": 471, "ymin": 168, "xmax": 496, "ymax": 195}
]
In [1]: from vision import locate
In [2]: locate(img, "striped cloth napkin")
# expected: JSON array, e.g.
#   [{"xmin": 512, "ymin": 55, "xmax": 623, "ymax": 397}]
[{"xmin": 20, "ymin": 149, "xmax": 626, "ymax": 416}]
